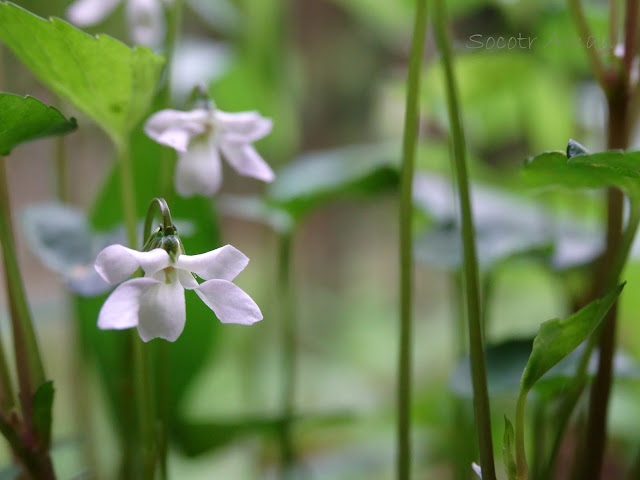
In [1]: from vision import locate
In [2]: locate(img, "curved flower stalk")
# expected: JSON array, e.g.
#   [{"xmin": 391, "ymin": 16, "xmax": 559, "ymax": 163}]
[
  {"xmin": 95, "ymin": 226, "xmax": 262, "ymax": 341},
  {"xmin": 66, "ymin": 0, "xmax": 170, "ymax": 47},
  {"xmin": 144, "ymin": 104, "xmax": 275, "ymax": 197}
]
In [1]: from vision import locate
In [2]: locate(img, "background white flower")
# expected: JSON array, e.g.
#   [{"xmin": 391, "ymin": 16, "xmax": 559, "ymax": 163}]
[
  {"xmin": 67, "ymin": 0, "xmax": 169, "ymax": 47},
  {"xmin": 95, "ymin": 243, "xmax": 262, "ymax": 341},
  {"xmin": 144, "ymin": 107, "xmax": 275, "ymax": 197}
]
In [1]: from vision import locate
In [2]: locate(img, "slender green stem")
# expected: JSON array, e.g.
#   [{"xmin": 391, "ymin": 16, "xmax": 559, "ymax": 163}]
[
  {"xmin": 450, "ymin": 273, "xmax": 477, "ymax": 480},
  {"xmin": 0, "ymin": 158, "xmax": 45, "ymax": 420},
  {"xmin": 433, "ymin": 2, "xmax": 496, "ymax": 479},
  {"xmin": 116, "ymin": 144, "xmax": 158, "ymax": 476},
  {"xmin": 0, "ymin": 157, "xmax": 54, "ymax": 479},
  {"xmin": 397, "ymin": 1, "xmax": 427, "ymax": 478},
  {"xmin": 278, "ymin": 233, "xmax": 297, "ymax": 477},
  {"xmin": 530, "ymin": 397, "xmax": 546, "ymax": 480},
  {"xmin": 514, "ymin": 392, "xmax": 528, "ymax": 480},
  {"xmin": 544, "ymin": 204, "xmax": 640, "ymax": 478},
  {"xmin": 610, "ymin": 0, "xmax": 620, "ymax": 52},
  {"xmin": 567, "ymin": 0, "xmax": 609, "ymax": 91}
]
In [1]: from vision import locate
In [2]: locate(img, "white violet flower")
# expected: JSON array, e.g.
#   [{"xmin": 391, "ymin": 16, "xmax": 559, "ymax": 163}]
[
  {"xmin": 67, "ymin": 0, "xmax": 169, "ymax": 47},
  {"xmin": 94, "ymin": 236, "xmax": 262, "ymax": 342},
  {"xmin": 144, "ymin": 106, "xmax": 275, "ymax": 197}
]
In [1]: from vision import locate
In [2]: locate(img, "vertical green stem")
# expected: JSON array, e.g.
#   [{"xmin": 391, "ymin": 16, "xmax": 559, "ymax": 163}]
[
  {"xmin": 397, "ymin": 1, "xmax": 427, "ymax": 478},
  {"xmin": 278, "ymin": 233, "xmax": 296, "ymax": 477},
  {"xmin": 530, "ymin": 397, "xmax": 546, "ymax": 480},
  {"xmin": 567, "ymin": 0, "xmax": 609, "ymax": 90},
  {"xmin": 433, "ymin": 2, "xmax": 496, "ymax": 479},
  {"xmin": 0, "ymin": 157, "xmax": 45, "ymax": 423},
  {"xmin": 515, "ymin": 392, "xmax": 528, "ymax": 480},
  {"xmin": 115, "ymin": 144, "xmax": 157, "ymax": 477}
]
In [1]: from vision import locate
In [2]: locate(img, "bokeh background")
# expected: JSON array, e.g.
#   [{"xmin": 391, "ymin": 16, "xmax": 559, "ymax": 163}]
[{"xmin": 1, "ymin": 0, "xmax": 640, "ymax": 478}]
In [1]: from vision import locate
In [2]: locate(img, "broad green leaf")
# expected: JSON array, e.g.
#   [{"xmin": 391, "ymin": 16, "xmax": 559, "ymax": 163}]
[
  {"xmin": 521, "ymin": 284, "xmax": 624, "ymax": 393},
  {"xmin": 502, "ymin": 416, "xmax": 517, "ymax": 480},
  {"xmin": 523, "ymin": 150, "xmax": 640, "ymax": 196},
  {"xmin": 32, "ymin": 380, "xmax": 54, "ymax": 449},
  {"xmin": 0, "ymin": 93, "xmax": 76, "ymax": 155},
  {"xmin": 0, "ymin": 2, "xmax": 165, "ymax": 146},
  {"xmin": 450, "ymin": 337, "xmax": 640, "ymax": 398},
  {"xmin": 267, "ymin": 144, "xmax": 400, "ymax": 220}
]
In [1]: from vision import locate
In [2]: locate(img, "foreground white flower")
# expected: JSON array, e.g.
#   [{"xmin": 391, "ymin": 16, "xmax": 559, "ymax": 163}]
[
  {"xmin": 472, "ymin": 462, "xmax": 482, "ymax": 479},
  {"xmin": 95, "ymin": 243, "xmax": 262, "ymax": 341},
  {"xmin": 66, "ymin": 0, "xmax": 168, "ymax": 47},
  {"xmin": 144, "ymin": 106, "xmax": 275, "ymax": 197}
]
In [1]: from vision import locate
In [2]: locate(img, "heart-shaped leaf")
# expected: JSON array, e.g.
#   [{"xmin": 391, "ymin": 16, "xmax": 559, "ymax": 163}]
[
  {"xmin": 0, "ymin": 93, "xmax": 76, "ymax": 155},
  {"xmin": 0, "ymin": 2, "xmax": 165, "ymax": 146}
]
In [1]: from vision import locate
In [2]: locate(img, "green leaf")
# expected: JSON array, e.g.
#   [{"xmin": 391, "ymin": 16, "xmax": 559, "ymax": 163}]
[
  {"xmin": 523, "ymin": 150, "xmax": 640, "ymax": 196},
  {"xmin": 0, "ymin": 2, "xmax": 165, "ymax": 146},
  {"xmin": 32, "ymin": 380, "xmax": 54, "ymax": 449},
  {"xmin": 267, "ymin": 144, "xmax": 400, "ymax": 220},
  {"xmin": 502, "ymin": 416, "xmax": 517, "ymax": 480},
  {"xmin": 0, "ymin": 93, "xmax": 76, "ymax": 155},
  {"xmin": 450, "ymin": 337, "xmax": 640, "ymax": 398},
  {"xmin": 520, "ymin": 284, "xmax": 624, "ymax": 393}
]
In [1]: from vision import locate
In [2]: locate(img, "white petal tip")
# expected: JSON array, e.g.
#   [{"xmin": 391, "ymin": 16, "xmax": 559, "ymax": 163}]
[{"xmin": 472, "ymin": 462, "xmax": 482, "ymax": 479}]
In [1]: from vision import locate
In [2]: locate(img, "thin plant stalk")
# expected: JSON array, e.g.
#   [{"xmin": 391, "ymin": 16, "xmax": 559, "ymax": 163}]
[
  {"xmin": 278, "ymin": 233, "xmax": 297, "ymax": 477},
  {"xmin": 579, "ymin": 2, "xmax": 637, "ymax": 475},
  {"xmin": 567, "ymin": 0, "xmax": 608, "ymax": 90},
  {"xmin": 0, "ymin": 157, "xmax": 45, "ymax": 424},
  {"xmin": 115, "ymin": 144, "xmax": 157, "ymax": 477},
  {"xmin": 397, "ymin": 0, "xmax": 427, "ymax": 478},
  {"xmin": 433, "ymin": 1, "xmax": 496, "ymax": 478},
  {"xmin": 543, "ymin": 205, "xmax": 640, "ymax": 479},
  {"xmin": 0, "ymin": 157, "xmax": 54, "ymax": 479}
]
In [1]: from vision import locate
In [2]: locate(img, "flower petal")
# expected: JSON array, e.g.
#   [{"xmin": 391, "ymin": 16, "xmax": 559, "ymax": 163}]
[
  {"xmin": 137, "ymin": 272, "xmax": 186, "ymax": 342},
  {"xmin": 144, "ymin": 109, "xmax": 209, "ymax": 152},
  {"xmin": 177, "ymin": 269, "xmax": 199, "ymax": 289},
  {"xmin": 215, "ymin": 111, "xmax": 273, "ymax": 143},
  {"xmin": 127, "ymin": 0, "xmax": 166, "ymax": 47},
  {"xmin": 67, "ymin": 0, "xmax": 121, "ymax": 26},
  {"xmin": 97, "ymin": 277, "xmax": 160, "ymax": 330},
  {"xmin": 194, "ymin": 279, "xmax": 262, "ymax": 325},
  {"xmin": 95, "ymin": 245, "xmax": 170, "ymax": 284},
  {"xmin": 472, "ymin": 463, "xmax": 482, "ymax": 479},
  {"xmin": 175, "ymin": 244, "xmax": 249, "ymax": 281},
  {"xmin": 219, "ymin": 143, "xmax": 275, "ymax": 182},
  {"xmin": 175, "ymin": 135, "xmax": 222, "ymax": 197}
]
